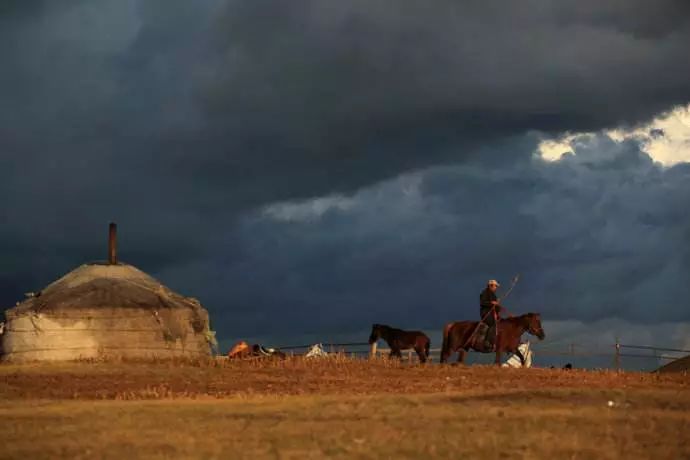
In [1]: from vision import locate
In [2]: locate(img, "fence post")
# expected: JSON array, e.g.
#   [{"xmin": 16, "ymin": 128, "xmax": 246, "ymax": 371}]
[{"xmin": 614, "ymin": 338, "xmax": 621, "ymax": 371}]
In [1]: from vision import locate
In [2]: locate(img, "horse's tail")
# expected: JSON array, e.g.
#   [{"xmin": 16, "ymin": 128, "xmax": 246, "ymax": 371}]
[{"xmin": 440, "ymin": 322, "xmax": 453, "ymax": 363}]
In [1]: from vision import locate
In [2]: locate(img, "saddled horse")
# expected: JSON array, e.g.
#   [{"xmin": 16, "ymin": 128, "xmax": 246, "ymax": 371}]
[
  {"xmin": 369, "ymin": 324, "xmax": 431, "ymax": 363},
  {"xmin": 440, "ymin": 313, "xmax": 545, "ymax": 366}
]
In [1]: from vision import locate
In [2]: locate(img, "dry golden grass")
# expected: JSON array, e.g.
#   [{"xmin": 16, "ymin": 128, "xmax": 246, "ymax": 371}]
[
  {"xmin": 1, "ymin": 355, "xmax": 687, "ymax": 400},
  {"xmin": 2, "ymin": 390, "xmax": 689, "ymax": 459},
  {"xmin": 1, "ymin": 357, "xmax": 689, "ymax": 459}
]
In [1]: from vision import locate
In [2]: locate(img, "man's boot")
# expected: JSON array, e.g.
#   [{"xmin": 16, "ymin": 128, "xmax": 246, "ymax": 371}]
[
  {"xmin": 483, "ymin": 325, "xmax": 495, "ymax": 352},
  {"xmin": 475, "ymin": 323, "xmax": 488, "ymax": 349}
]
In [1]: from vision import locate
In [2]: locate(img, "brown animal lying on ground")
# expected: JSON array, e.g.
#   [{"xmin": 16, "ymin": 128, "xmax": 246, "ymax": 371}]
[
  {"xmin": 228, "ymin": 340, "xmax": 251, "ymax": 358},
  {"xmin": 227, "ymin": 341, "xmax": 286, "ymax": 360}
]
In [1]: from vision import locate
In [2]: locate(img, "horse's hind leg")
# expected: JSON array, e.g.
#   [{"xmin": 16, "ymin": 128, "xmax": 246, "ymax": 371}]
[
  {"xmin": 440, "ymin": 348, "xmax": 452, "ymax": 363},
  {"xmin": 457, "ymin": 349, "xmax": 466, "ymax": 364}
]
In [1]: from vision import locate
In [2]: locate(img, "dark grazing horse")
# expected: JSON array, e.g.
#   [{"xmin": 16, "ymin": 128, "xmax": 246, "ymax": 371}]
[
  {"xmin": 440, "ymin": 313, "xmax": 545, "ymax": 366},
  {"xmin": 369, "ymin": 324, "xmax": 431, "ymax": 363}
]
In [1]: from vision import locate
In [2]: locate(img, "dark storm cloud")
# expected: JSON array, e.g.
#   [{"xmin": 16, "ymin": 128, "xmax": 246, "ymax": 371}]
[
  {"xmin": 186, "ymin": 133, "xmax": 689, "ymax": 342},
  {"xmin": 1, "ymin": 1, "xmax": 689, "ymax": 338}
]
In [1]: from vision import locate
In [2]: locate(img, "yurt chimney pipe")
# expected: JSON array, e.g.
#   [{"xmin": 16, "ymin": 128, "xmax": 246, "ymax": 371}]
[{"xmin": 108, "ymin": 222, "xmax": 117, "ymax": 265}]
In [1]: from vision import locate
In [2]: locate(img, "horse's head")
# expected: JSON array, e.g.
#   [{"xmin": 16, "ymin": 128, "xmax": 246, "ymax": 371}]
[
  {"xmin": 368, "ymin": 324, "xmax": 383, "ymax": 344},
  {"xmin": 526, "ymin": 313, "xmax": 545, "ymax": 340}
]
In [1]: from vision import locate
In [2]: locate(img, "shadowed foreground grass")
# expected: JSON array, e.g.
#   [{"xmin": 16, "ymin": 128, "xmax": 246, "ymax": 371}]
[
  {"xmin": 0, "ymin": 358, "xmax": 688, "ymax": 459},
  {"xmin": 2, "ymin": 390, "xmax": 689, "ymax": 460}
]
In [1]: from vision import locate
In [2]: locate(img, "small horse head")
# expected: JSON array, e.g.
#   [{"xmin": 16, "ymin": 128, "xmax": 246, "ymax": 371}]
[
  {"xmin": 368, "ymin": 324, "xmax": 384, "ymax": 344},
  {"xmin": 525, "ymin": 313, "xmax": 545, "ymax": 340}
]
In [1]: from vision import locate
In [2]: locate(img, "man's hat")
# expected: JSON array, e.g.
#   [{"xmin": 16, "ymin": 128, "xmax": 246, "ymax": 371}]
[{"xmin": 488, "ymin": 279, "xmax": 500, "ymax": 287}]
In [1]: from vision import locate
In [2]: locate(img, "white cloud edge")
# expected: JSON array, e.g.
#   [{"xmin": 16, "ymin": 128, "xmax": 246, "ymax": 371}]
[{"xmin": 538, "ymin": 104, "xmax": 690, "ymax": 165}]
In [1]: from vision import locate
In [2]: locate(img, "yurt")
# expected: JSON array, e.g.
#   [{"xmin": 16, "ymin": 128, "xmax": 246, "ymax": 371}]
[{"xmin": 0, "ymin": 224, "xmax": 215, "ymax": 362}]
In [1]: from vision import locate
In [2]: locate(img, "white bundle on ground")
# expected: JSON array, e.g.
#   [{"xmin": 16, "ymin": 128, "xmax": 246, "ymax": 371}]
[
  {"xmin": 305, "ymin": 343, "xmax": 329, "ymax": 358},
  {"xmin": 502, "ymin": 342, "xmax": 532, "ymax": 368}
]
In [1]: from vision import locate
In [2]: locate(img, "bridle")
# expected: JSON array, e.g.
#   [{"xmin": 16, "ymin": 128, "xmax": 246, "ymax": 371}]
[{"xmin": 527, "ymin": 316, "xmax": 544, "ymax": 337}]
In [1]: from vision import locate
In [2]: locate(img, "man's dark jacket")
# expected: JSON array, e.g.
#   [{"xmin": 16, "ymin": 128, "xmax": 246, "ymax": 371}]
[{"xmin": 479, "ymin": 288, "xmax": 498, "ymax": 326}]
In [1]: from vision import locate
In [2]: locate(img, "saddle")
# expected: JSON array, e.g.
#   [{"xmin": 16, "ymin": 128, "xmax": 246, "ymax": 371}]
[
  {"xmin": 252, "ymin": 344, "xmax": 287, "ymax": 359},
  {"xmin": 253, "ymin": 344, "xmax": 276, "ymax": 356},
  {"xmin": 473, "ymin": 321, "xmax": 495, "ymax": 352}
]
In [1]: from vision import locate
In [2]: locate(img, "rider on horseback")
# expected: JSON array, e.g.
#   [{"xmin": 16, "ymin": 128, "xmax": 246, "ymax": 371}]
[{"xmin": 480, "ymin": 279, "xmax": 502, "ymax": 351}]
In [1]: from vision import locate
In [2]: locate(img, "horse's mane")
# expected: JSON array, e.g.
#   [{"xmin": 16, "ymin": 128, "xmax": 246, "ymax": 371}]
[
  {"xmin": 375, "ymin": 324, "xmax": 419, "ymax": 337},
  {"xmin": 501, "ymin": 313, "xmax": 538, "ymax": 325}
]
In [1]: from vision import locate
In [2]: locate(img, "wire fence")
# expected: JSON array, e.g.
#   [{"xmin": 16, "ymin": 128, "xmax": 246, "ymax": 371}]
[{"xmin": 272, "ymin": 340, "xmax": 690, "ymax": 370}]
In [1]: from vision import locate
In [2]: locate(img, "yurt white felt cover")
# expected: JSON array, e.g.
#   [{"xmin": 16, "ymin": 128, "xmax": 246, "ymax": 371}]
[{"xmin": 1, "ymin": 262, "xmax": 213, "ymax": 362}]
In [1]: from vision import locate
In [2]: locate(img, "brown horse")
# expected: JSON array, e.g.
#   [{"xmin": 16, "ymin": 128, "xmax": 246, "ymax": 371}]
[
  {"xmin": 440, "ymin": 313, "xmax": 545, "ymax": 366},
  {"xmin": 369, "ymin": 324, "xmax": 431, "ymax": 363}
]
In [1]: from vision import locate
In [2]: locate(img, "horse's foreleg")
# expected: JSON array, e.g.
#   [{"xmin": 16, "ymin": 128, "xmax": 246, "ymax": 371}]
[
  {"xmin": 514, "ymin": 349, "xmax": 526, "ymax": 367},
  {"xmin": 440, "ymin": 334, "xmax": 450, "ymax": 364},
  {"xmin": 458, "ymin": 349, "xmax": 466, "ymax": 364},
  {"xmin": 415, "ymin": 347, "xmax": 427, "ymax": 364},
  {"xmin": 495, "ymin": 351, "xmax": 502, "ymax": 366}
]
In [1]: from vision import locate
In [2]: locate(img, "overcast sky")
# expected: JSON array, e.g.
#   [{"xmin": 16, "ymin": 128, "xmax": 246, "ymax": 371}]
[{"xmin": 1, "ymin": 1, "xmax": 689, "ymax": 355}]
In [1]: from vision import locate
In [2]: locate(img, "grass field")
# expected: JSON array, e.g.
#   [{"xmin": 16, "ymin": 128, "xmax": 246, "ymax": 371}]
[{"xmin": 1, "ymin": 357, "xmax": 689, "ymax": 459}]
